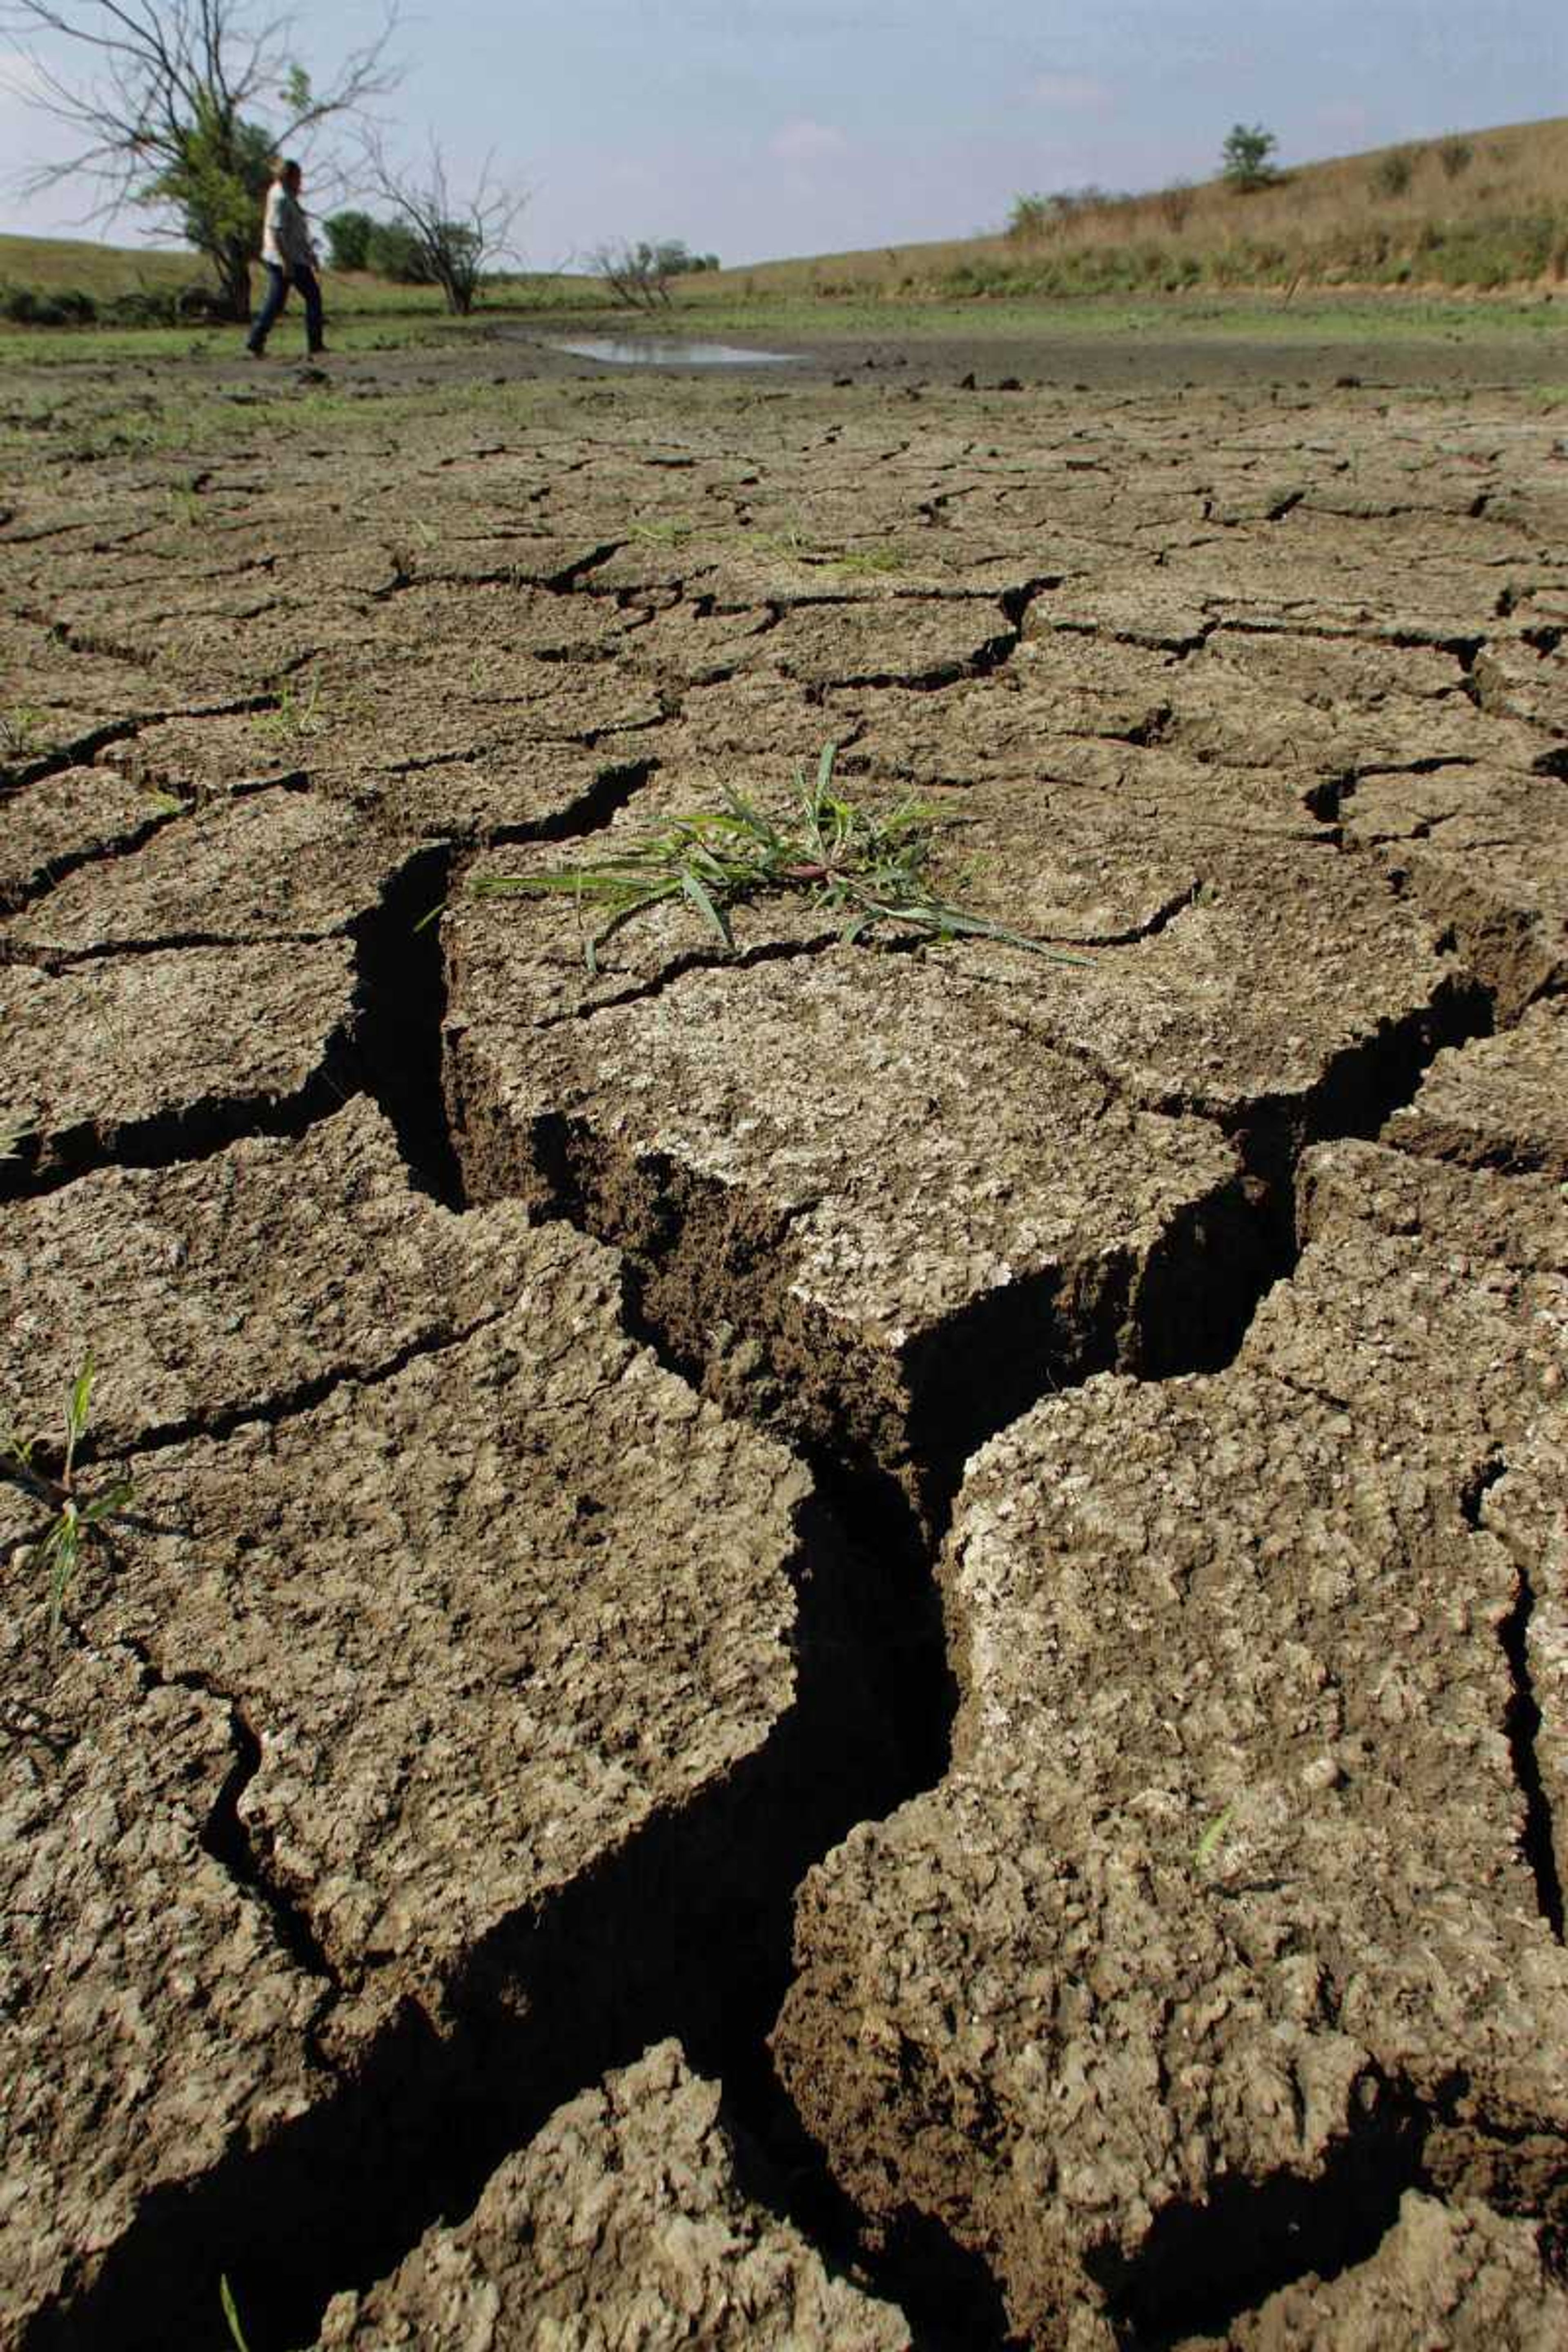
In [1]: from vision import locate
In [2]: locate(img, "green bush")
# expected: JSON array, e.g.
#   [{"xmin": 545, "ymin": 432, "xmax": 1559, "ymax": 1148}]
[
  {"xmin": 365, "ymin": 220, "xmax": 434, "ymax": 283},
  {"xmin": 1437, "ymin": 135, "xmax": 1474, "ymax": 181},
  {"xmin": 99, "ymin": 287, "xmax": 180, "ymax": 327},
  {"xmin": 1371, "ymin": 147, "xmax": 1418, "ymax": 199},
  {"xmin": 0, "ymin": 285, "xmax": 98, "ymax": 325},
  {"xmin": 1419, "ymin": 214, "xmax": 1563, "ymax": 287},
  {"xmin": 1007, "ymin": 194, "xmax": 1053, "ymax": 241},
  {"xmin": 176, "ymin": 283, "xmax": 232, "ymax": 323},
  {"xmin": 324, "ymin": 209, "xmax": 376, "ymax": 271}
]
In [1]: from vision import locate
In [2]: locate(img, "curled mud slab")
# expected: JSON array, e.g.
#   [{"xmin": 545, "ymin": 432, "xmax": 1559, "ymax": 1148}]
[
  {"xmin": 1185, "ymin": 2194, "xmax": 1568, "ymax": 2350},
  {"xmin": 0, "ymin": 766, "xmax": 180, "ymax": 914},
  {"xmin": 4, "ymin": 334, "xmax": 1568, "ymax": 2346},
  {"xmin": 447, "ymin": 914, "xmax": 1250, "ymax": 1534},
  {"xmin": 1, "ymin": 788, "xmax": 412, "ymax": 961}
]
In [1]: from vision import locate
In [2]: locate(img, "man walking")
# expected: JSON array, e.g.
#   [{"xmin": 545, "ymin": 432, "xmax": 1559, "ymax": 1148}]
[{"xmin": 246, "ymin": 159, "xmax": 326, "ymax": 359}]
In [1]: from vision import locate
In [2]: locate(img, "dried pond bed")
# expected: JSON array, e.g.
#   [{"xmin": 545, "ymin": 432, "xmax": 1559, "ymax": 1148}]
[{"xmin": 2, "ymin": 330, "xmax": 1566, "ymax": 2350}]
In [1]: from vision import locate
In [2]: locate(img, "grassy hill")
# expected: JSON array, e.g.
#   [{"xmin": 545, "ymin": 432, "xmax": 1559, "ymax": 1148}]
[
  {"xmin": 693, "ymin": 114, "xmax": 1568, "ymax": 302},
  {"xmin": 2, "ymin": 114, "xmax": 1565, "ymax": 327},
  {"xmin": 0, "ymin": 232, "xmax": 196, "ymax": 298}
]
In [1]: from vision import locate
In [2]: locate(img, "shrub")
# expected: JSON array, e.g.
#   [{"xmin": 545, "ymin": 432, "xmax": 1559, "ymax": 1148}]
[
  {"xmin": 1157, "ymin": 181, "xmax": 1196, "ymax": 231},
  {"xmin": 364, "ymin": 220, "xmax": 434, "ymax": 283},
  {"xmin": 0, "ymin": 285, "xmax": 98, "ymax": 325},
  {"xmin": 1221, "ymin": 123, "xmax": 1279, "ymax": 193},
  {"xmin": 324, "ymin": 209, "xmax": 375, "ymax": 271},
  {"xmin": 177, "ymin": 283, "xmax": 232, "ymax": 323},
  {"xmin": 652, "ymin": 241, "xmax": 711, "ymax": 277},
  {"xmin": 100, "ymin": 287, "xmax": 182, "ymax": 327},
  {"xmin": 590, "ymin": 238, "xmax": 708, "ymax": 310},
  {"xmin": 1371, "ymin": 146, "xmax": 1418, "ymax": 198},
  {"xmin": 1437, "ymin": 134, "xmax": 1474, "ymax": 181},
  {"xmin": 1007, "ymin": 194, "xmax": 1053, "ymax": 241}
]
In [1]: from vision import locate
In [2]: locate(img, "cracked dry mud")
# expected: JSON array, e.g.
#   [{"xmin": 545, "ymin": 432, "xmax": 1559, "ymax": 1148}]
[{"xmin": 2, "ymin": 330, "xmax": 1566, "ymax": 2351}]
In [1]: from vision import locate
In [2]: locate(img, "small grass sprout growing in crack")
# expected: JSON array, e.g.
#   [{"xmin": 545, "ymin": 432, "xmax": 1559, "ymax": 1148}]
[
  {"xmin": 2, "ymin": 1355, "xmax": 134, "ymax": 1642},
  {"xmin": 0, "ymin": 1113, "xmax": 36, "ymax": 1161},
  {"xmin": 473, "ymin": 744, "xmax": 1092, "ymax": 975},
  {"xmin": 628, "ymin": 517, "xmax": 694, "ymax": 547},
  {"xmin": 254, "ymin": 673, "xmax": 324, "ymax": 743},
  {"xmin": 823, "ymin": 545, "xmax": 906, "ymax": 578},
  {"xmin": 0, "ymin": 704, "xmax": 50, "ymax": 761},
  {"xmin": 1193, "ymin": 1802, "xmax": 1237, "ymax": 1871}
]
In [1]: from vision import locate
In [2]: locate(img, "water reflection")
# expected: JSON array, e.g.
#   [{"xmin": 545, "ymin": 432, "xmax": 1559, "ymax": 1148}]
[{"xmin": 552, "ymin": 338, "xmax": 797, "ymax": 368}]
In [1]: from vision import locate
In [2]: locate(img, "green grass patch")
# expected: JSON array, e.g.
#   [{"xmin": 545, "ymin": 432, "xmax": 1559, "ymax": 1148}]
[
  {"xmin": 659, "ymin": 286, "xmax": 1564, "ymax": 345},
  {"xmin": 472, "ymin": 744, "xmax": 1089, "ymax": 975}
]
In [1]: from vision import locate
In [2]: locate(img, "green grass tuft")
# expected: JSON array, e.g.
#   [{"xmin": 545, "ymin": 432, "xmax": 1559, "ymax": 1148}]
[
  {"xmin": 2, "ymin": 1355, "xmax": 135, "ymax": 1642},
  {"xmin": 472, "ymin": 744, "xmax": 1090, "ymax": 976}
]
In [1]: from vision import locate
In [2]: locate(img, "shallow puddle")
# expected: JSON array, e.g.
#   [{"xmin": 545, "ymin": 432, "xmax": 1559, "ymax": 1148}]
[{"xmin": 551, "ymin": 336, "xmax": 798, "ymax": 367}]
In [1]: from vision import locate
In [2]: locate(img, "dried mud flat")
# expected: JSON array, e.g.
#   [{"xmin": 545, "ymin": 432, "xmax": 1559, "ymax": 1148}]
[{"xmin": 2, "ymin": 327, "xmax": 1567, "ymax": 2350}]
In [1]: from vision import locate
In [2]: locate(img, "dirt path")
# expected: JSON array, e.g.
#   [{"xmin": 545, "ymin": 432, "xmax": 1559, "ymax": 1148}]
[{"xmin": 2, "ymin": 332, "xmax": 1566, "ymax": 2349}]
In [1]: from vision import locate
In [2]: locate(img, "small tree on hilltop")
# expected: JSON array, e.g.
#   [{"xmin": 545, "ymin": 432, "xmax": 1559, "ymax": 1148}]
[{"xmin": 1221, "ymin": 122, "xmax": 1279, "ymax": 193}]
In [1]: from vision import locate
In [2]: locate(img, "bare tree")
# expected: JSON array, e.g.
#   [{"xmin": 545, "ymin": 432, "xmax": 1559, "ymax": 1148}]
[
  {"xmin": 360, "ymin": 134, "xmax": 525, "ymax": 314},
  {"xmin": 590, "ymin": 238, "xmax": 688, "ymax": 314},
  {"xmin": 0, "ymin": 0, "xmax": 399, "ymax": 318}
]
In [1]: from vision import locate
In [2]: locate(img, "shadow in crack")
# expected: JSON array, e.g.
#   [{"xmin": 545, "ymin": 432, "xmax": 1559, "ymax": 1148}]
[
  {"xmin": 26, "ymin": 1494, "xmax": 955, "ymax": 2352},
  {"xmin": 1090, "ymin": 2082, "xmax": 1425, "ymax": 2345}
]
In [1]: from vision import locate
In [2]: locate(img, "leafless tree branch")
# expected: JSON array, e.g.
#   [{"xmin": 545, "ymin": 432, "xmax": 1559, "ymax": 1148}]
[
  {"xmin": 359, "ymin": 129, "xmax": 526, "ymax": 314},
  {"xmin": 2, "ymin": 0, "xmax": 399, "ymax": 220}
]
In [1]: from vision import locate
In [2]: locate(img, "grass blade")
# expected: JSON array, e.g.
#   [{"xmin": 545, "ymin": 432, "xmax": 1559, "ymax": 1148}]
[
  {"xmin": 1194, "ymin": 1803, "xmax": 1236, "ymax": 1869},
  {"xmin": 64, "ymin": 1354, "xmax": 94, "ymax": 1477},
  {"xmin": 680, "ymin": 869, "xmax": 734, "ymax": 950},
  {"xmin": 220, "ymin": 2275, "xmax": 252, "ymax": 2352}
]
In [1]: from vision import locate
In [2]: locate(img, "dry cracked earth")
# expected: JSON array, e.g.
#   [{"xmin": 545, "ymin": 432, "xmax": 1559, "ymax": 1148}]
[{"xmin": 2, "ymin": 330, "xmax": 1567, "ymax": 2350}]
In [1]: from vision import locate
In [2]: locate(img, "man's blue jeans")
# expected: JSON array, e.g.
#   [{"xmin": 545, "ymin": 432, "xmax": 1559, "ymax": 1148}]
[{"xmin": 247, "ymin": 263, "xmax": 324, "ymax": 354}]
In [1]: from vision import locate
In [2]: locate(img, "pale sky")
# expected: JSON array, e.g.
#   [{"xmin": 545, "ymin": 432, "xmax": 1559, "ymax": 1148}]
[{"xmin": 1, "ymin": 0, "xmax": 1562, "ymax": 267}]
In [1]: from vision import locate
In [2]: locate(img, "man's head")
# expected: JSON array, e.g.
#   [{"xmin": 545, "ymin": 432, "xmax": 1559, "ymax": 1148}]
[{"xmin": 276, "ymin": 158, "xmax": 303, "ymax": 192}]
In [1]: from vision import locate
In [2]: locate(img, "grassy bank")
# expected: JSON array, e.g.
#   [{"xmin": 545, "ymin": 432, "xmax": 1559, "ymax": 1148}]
[{"xmin": 690, "ymin": 114, "xmax": 1568, "ymax": 303}]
